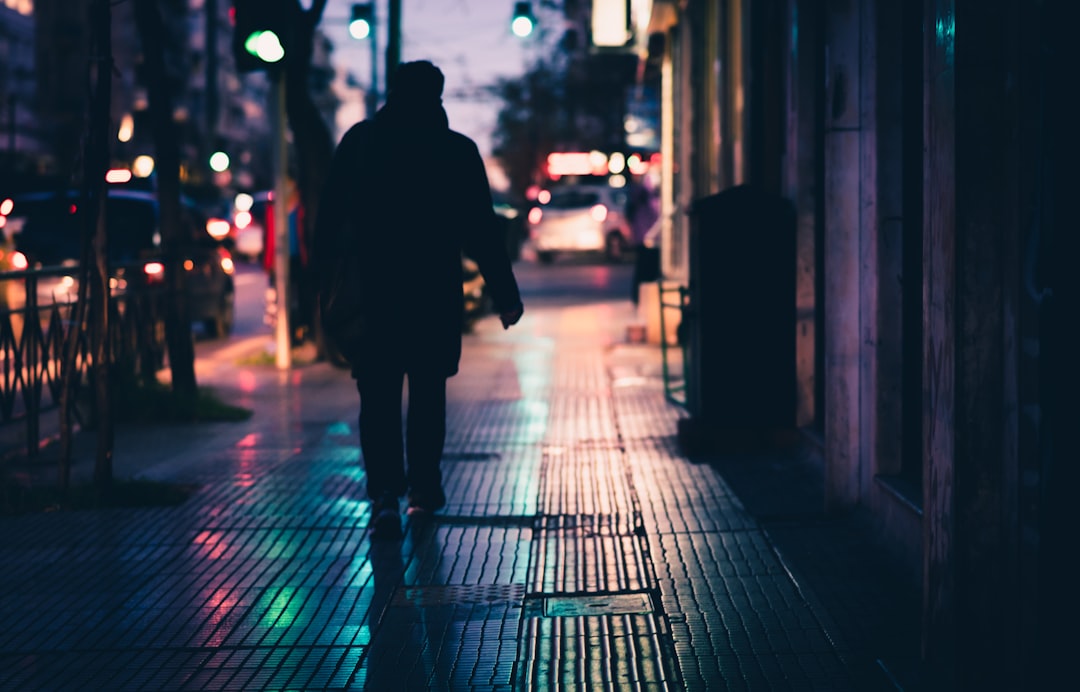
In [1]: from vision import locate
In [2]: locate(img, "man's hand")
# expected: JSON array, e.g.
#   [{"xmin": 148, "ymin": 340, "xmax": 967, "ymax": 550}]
[{"xmin": 499, "ymin": 304, "xmax": 524, "ymax": 330}]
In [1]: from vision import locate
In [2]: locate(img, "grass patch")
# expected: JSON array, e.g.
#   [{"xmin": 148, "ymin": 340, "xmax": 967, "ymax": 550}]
[
  {"xmin": 236, "ymin": 344, "xmax": 319, "ymax": 367},
  {"xmin": 104, "ymin": 380, "xmax": 253, "ymax": 424},
  {"xmin": 1, "ymin": 478, "xmax": 200, "ymax": 517},
  {"xmin": 237, "ymin": 349, "xmax": 276, "ymax": 366}
]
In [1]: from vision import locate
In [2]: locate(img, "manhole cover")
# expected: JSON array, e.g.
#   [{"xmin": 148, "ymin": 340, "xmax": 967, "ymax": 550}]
[{"xmin": 528, "ymin": 591, "xmax": 654, "ymax": 618}]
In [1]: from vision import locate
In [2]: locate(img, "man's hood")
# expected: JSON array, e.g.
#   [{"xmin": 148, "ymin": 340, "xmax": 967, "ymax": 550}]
[{"xmin": 374, "ymin": 100, "xmax": 449, "ymax": 133}]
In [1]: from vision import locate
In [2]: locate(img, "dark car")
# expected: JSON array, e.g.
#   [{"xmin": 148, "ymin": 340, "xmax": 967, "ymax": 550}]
[
  {"xmin": 1, "ymin": 188, "xmax": 236, "ymax": 337},
  {"xmin": 491, "ymin": 190, "xmax": 526, "ymax": 261},
  {"xmin": 461, "ymin": 254, "xmax": 491, "ymax": 331}
]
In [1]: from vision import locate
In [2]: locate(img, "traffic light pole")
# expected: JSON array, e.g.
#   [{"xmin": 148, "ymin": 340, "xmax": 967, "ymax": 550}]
[
  {"xmin": 386, "ymin": 0, "xmax": 400, "ymax": 89},
  {"xmin": 367, "ymin": 15, "xmax": 378, "ymax": 117},
  {"xmin": 272, "ymin": 70, "xmax": 291, "ymax": 369}
]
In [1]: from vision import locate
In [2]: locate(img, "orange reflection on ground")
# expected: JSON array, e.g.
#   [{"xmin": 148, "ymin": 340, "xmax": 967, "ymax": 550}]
[
  {"xmin": 238, "ymin": 370, "xmax": 258, "ymax": 392},
  {"xmin": 233, "ymin": 438, "xmax": 259, "ymax": 486},
  {"xmin": 588, "ymin": 266, "xmax": 613, "ymax": 288},
  {"xmin": 201, "ymin": 587, "xmax": 240, "ymax": 647},
  {"xmin": 193, "ymin": 530, "xmax": 230, "ymax": 559},
  {"xmin": 236, "ymin": 433, "xmax": 258, "ymax": 448}
]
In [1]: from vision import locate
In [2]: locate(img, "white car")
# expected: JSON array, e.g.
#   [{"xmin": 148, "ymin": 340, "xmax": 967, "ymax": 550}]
[
  {"xmin": 229, "ymin": 191, "xmax": 269, "ymax": 262},
  {"xmin": 527, "ymin": 184, "xmax": 631, "ymax": 263}
]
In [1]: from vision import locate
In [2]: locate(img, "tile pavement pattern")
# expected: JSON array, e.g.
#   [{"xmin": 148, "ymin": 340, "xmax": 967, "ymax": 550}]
[{"xmin": 0, "ymin": 304, "xmax": 875, "ymax": 690}]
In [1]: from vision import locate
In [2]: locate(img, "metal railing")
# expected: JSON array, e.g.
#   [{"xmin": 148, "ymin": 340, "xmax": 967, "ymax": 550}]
[
  {"xmin": 0, "ymin": 264, "xmax": 166, "ymax": 459},
  {"xmin": 657, "ymin": 279, "xmax": 688, "ymax": 408}
]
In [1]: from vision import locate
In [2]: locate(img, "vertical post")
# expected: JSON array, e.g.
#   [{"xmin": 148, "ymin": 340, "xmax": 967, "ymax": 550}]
[
  {"xmin": 386, "ymin": 0, "xmax": 401, "ymax": 90},
  {"xmin": 205, "ymin": 0, "xmax": 219, "ymax": 159},
  {"xmin": 272, "ymin": 72, "xmax": 291, "ymax": 369},
  {"xmin": 659, "ymin": 30, "xmax": 675, "ymax": 278},
  {"xmin": 368, "ymin": 7, "xmax": 378, "ymax": 117},
  {"xmin": 25, "ymin": 274, "xmax": 39, "ymax": 458},
  {"xmin": 7, "ymin": 94, "xmax": 14, "ymax": 156}
]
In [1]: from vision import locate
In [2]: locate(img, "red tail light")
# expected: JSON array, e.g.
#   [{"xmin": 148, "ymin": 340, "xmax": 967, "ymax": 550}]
[{"xmin": 144, "ymin": 262, "xmax": 165, "ymax": 283}]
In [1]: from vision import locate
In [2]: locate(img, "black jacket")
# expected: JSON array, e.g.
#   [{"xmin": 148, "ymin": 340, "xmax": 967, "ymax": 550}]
[{"xmin": 314, "ymin": 101, "xmax": 522, "ymax": 377}]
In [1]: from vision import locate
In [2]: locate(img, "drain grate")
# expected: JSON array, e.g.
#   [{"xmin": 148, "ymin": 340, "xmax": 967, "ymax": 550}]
[
  {"xmin": 433, "ymin": 514, "xmax": 535, "ymax": 527},
  {"xmin": 389, "ymin": 583, "xmax": 526, "ymax": 608},
  {"xmin": 524, "ymin": 591, "xmax": 654, "ymax": 618},
  {"xmin": 441, "ymin": 451, "xmax": 502, "ymax": 462},
  {"xmin": 534, "ymin": 513, "xmax": 635, "ymax": 532}
]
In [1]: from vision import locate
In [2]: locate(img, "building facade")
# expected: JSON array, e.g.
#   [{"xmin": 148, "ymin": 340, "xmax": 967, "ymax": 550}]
[
  {"xmin": 0, "ymin": 0, "xmax": 41, "ymax": 175},
  {"xmin": 6, "ymin": 0, "xmax": 339, "ymax": 197},
  {"xmin": 646, "ymin": 0, "xmax": 1077, "ymax": 687}
]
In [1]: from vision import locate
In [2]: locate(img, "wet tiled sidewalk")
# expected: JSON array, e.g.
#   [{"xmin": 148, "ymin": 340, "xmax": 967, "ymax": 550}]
[{"xmin": 0, "ymin": 301, "xmax": 903, "ymax": 690}]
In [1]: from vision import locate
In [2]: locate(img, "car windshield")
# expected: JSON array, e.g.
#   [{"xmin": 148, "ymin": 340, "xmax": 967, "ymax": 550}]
[
  {"xmin": 544, "ymin": 189, "xmax": 602, "ymax": 209},
  {"xmin": 250, "ymin": 200, "xmax": 270, "ymax": 224},
  {"xmin": 9, "ymin": 195, "xmax": 160, "ymax": 265}
]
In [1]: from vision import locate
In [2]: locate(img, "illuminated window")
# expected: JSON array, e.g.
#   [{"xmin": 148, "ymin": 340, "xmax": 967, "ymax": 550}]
[
  {"xmin": 5, "ymin": 0, "xmax": 34, "ymax": 15},
  {"xmin": 592, "ymin": 0, "xmax": 631, "ymax": 47}
]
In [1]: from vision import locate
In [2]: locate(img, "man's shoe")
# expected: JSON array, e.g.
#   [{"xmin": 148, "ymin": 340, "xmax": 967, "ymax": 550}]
[
  {"xmin": 368, "ymin": 494, "xmax": 401, "ymax": 538},
  {"xmin": 406, "ymin": 486, "xmax": 446, "ymax": 517}
]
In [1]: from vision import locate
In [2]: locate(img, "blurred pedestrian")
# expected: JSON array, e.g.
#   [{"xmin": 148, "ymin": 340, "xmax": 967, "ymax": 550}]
[
  {"xmin": 263, "ymin": 176, "xmax": 314, "ymax": 344},
  {"xmin": 314, "ymin": 60, "xmax": 524, "ymax": 539},
  {"xmin": 626, "ymin": 175, "xmax": 660, "ymax": 304}
]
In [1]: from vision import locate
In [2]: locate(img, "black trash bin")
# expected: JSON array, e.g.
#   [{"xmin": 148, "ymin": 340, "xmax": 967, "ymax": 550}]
[{"xmin": 680, "ymin": 184, "xmax": 796, "ymax": 448}]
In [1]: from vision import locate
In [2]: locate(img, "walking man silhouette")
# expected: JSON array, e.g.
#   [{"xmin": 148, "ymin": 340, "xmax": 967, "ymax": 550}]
[{"xmin": 314, "ymin": 60, "xmax": 524, "ymax": 538}]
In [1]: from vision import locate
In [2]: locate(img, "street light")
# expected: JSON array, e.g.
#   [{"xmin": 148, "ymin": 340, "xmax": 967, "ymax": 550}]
[
  {"xmin": 209, "ymin": 151, "xmax": 231, "ymax": 173},
  {"xmin": 511, "ymin": 2, "xmax": 535, "ymax": 38},
  {"xmin": 349, "ymin": 3, "xmax": 373, "ymax": 39},
  {"xmin": 231, "ymin": 0, "xmax": 293, "ymax": 365},
  {"xmin": 350, "ymin": 3, "xmax": 378, "ymax": 118},
  {"xmin": 244, "ymin": 30, "xmax": 285, "ymax": 63},
  {"xmin": 132, "ymin": 155, "xmax": 155, "ymax": 178},
  {"xmin": 231, "ymin": 0, "xmax": 291, "ymax": 72},
  {"xmin": 511, "ymin": 2, "xmax": 534, "ymax": 30}
]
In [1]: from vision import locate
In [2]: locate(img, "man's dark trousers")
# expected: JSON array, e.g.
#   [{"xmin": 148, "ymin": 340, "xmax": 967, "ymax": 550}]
[{"xmin": 355, "ymin": 366, "xmax": 447, "ymax": 500}]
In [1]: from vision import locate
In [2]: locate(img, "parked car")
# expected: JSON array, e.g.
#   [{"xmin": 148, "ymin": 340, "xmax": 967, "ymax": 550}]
[
  {"xmin": 491, "ymin": 190, "xmax": 526, "ymax": 261},
  {"xmin": 526, "ymin": 183, "xmax": 631, "ymax": 263},
  {"xmin": 0, "ymin": 188, "xmax": 236, "ymax": 337},
  {"xmin": 228, "ymin": 190, "xmax": 269, "ymax": 262}
]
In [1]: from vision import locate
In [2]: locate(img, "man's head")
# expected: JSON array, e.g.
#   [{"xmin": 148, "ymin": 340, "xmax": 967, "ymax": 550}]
[{"xmin": 387, "ymin": 60, "xmax": 444, "ymax": 106}]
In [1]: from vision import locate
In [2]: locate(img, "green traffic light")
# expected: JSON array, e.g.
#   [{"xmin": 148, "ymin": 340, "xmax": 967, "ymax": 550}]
[
  {"xmin": 349, "ymin": 18, "xmax": 372, "ymax": 40},
  {"xmin": 350, "ymin": 4, "xmax": 374, "ymax": 40},
  {"xmin": 512, "ymin": 2, "xmax": 534, "ymax": 38},
  {"xmin": 511, "ymin": 16, "xmax": 533, "ymax": 37},
  {"xmin": 244, "ymin": 30, "xmax": 285, "ymax": 63}
]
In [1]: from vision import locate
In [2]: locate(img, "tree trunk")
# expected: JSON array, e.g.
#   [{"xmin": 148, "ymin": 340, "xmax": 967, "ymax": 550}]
[
  {"xmin": 283, "ymin": 0, "xmax": 335, "ymax": 355},
  {"xmin": 134, "ymin": 0, "xmax": 198, "ymax": 416},
  {"xmin": 88, "ymin": 0, "xmax": 114, "ymax": 497},
  {"xmin": 58, "ymin": 0, "xmax": 106, "ymax": 494},
  {"xmin": 284, "ymin": 0, "xmax": 334, "ymax": 244}
]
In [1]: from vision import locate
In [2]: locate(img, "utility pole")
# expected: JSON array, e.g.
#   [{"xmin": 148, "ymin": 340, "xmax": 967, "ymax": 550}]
[
  {"xmin": 205, "ymin": 0, "xmax": 219, "ymax": 171},
  {"xmin": 386, "ymin": 0, "xmax": 401, "ymax": 91},
  {"xmin": 350, "ymin": 3, "xmax": 379, "ymax": 117},
  {"xmin": 231, "ymin": 0, "xmax": 291, "ymax": 367},
  {"xmin": 6, "ymin": 94, "xmax": 13, "ymax": 156},
  {"xmin": 272, "ymin": 71, "xmax": 291, "ymax": 369},
  {"xmin": 368, "ymin": 11, "xmax": 378, "ymax": 117}
]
